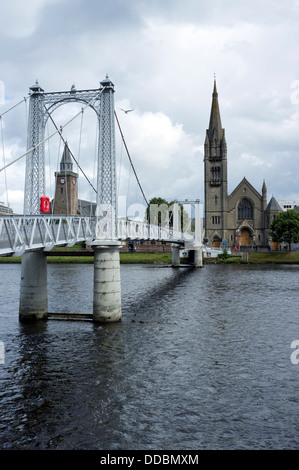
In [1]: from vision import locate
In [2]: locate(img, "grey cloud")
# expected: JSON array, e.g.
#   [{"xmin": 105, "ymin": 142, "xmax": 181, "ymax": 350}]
[{"xmin": 0, "ymin": 0, "xmax": 299, "ymax": 212}]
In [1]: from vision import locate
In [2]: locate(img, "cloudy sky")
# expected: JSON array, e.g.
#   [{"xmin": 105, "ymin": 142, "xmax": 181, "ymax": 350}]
[{"xmin": 0, "ymin": 0, "xmax": 299, "ymax": 215}]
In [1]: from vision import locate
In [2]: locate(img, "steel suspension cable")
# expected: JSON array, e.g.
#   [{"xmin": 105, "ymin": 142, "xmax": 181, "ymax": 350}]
[
  {"xmin": 0, "ymin": 87, "xmax": 105, "ymax": 174},
  {"xmin": 44, "ymin": 107, "xmax": 97, "ymax": 194},
  {"xmin": 77, "ymin": 107, "xmax": 84, "ymax": 172},
  {"xmin": 114, "ymin": 110, "xmax": 149, "ymax": 207},
  {"xmin": 0, "ymin": 96, "xmax": 29, "ymax": 119},
  {"xmin": 0, "ymin": 117, "xmax": 8, "ymax": 207},
  {"xmin": 0, "ymin": 90, "xmax": 148, "ymax": 208}
]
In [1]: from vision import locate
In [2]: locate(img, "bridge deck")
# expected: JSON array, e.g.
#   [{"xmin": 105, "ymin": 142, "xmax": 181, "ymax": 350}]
[{"xmin": 0, "ymin": 215, "xmax": 192, "ymax": 257}]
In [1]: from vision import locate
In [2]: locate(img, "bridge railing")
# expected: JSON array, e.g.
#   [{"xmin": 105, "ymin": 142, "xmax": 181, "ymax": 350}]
[
  {"xmin": 0, "ymin": 215, "xmax": 197, "ymax": 256},
  {"xmin": 0, "ymin": 215, "xmax": 94, "ymax": 256},
  {"xmin": 118, "ymin": 219, "xmax": 189, "ymax": 243}
]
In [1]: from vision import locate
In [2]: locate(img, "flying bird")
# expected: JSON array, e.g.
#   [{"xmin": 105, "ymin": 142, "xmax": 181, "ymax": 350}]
[{"xmin": 119, "ymin": 108, "xmax": 134, "ymax": 114}]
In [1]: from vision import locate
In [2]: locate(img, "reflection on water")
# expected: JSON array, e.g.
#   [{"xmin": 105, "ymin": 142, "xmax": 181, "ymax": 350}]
[{"xmin": 1, "ymin": 263, "xmax": 299, "ymax": 449}]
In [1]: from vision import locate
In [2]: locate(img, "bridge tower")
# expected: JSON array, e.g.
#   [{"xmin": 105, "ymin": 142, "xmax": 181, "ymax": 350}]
[
  {"xmin": 20, "ymin": 81, "xmax": 48, "ymax": 321},
  {"xmin": 24, "ymin": 81, "xmax": 46, "ymax": 215},
  {"xmin": 92, "ymin": 75, "xmax": 122, "ymax": 323},
  {"xmin": 19, "ymin": 76, "xmax": 122, "ymax": 323}
]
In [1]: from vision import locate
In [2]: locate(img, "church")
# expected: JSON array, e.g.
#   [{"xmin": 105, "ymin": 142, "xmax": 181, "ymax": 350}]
[
  {"xmin": 52, "ymin": 82, "xmax": 283, "ymax": 252},
  {"xmin": 52, "ymin": 141, "xmax": 96, "ymax": 216},
  {"xmin": 204, "ymin": 81, "xmax": 282, "ymax": 250}
]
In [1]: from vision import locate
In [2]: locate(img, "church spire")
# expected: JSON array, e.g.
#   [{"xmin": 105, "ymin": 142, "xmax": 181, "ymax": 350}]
[
  {"xmin": 205, "ymin": 79, "xmax": 226, "ymax": 161},
  {"xmin": 207, "ymin": 79, "xmax": 224, "ymax": 142},
  {"xmin": 60, "ymin": 141, "xmax": 73, "ymax": 173}
]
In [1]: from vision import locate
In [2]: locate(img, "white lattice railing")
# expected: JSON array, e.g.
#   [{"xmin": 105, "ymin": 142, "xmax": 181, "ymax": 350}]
[
  {"xmin": 117, "ymin": 219, "xmax": 183, "ymax": 242},
  {"xmin": 0, "ymin": 215, "xmax": 199, "ymax": 256},
  {"xmin": 0, "ymin": 216, "xmax": 94, "ymax": 256}
]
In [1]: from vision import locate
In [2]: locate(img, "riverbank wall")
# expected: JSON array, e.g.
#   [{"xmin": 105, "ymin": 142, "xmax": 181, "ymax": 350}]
[{"xmin": 1, "ymin": 251, "xmax": 299, "ymax": 264}]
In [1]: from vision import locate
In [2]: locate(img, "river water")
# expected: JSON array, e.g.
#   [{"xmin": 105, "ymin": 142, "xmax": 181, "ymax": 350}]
[{"xmin": 0, "ymin": 262, "xmax": 299, "ymax": 450}]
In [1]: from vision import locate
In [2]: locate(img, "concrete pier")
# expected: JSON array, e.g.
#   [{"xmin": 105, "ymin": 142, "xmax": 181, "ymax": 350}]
[
  {"xmin": 93, "ymin": 242, "xmax": 122, "ymax": 323},
  {"xmin": 19, "ymin": 251, "xmax": 48, "ymax": 321},
  {"xmin": 194, "ymin": 247, "xmax": 203, "ymax": 268},
  {"xmin": 172, "ymin": 244, "xmax": 181, "ymax": 267}
]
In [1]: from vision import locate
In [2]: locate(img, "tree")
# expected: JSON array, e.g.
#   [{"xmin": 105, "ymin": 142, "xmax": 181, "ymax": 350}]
[
  {"xmin": 145, "ymin": 197, "xmax": 188, "ymax": 230},
  {"xmin": 145, "ymin": 197, "xmax": 170, "ymax": 225},
  {"xmin": 269, "ymin": 209, "xmax": 299, "ymax": 251}
]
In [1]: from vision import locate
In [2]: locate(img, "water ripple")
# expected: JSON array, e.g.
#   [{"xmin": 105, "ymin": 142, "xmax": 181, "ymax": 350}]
[{"xmin": 0, "ymin": 263, "xmax": 299, "ymax": 449}]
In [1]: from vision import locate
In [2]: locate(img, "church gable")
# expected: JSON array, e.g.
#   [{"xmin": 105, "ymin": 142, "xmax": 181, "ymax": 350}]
[
  {"xmin": 237, "ymin": 219, "xmax": 254, "ymax": 232},
  {"xmin": 227, "ymin": 177, "xmax": 262, "ymax": 211}
]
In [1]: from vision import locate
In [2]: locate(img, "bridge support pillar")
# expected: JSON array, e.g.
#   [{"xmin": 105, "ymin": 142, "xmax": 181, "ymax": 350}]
[
  {"xmin": 172, "ymin": 244, "xmax": 181, "ymax": 267},
  {"xmin": 19, "ymin": 251, "xmax": 48, "ymax": 321},
  {"xmin": 193, "ymin": 247, "xmax": 203, "ymax": 268},
  {"xmin": 93, "ymin": 242, "xmax": 122, "ymax": 323}
]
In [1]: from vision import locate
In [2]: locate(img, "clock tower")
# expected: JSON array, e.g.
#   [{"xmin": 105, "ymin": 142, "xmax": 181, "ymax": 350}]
[{"xmin": 53, "ymin": 142, "xmax": 79, "ymax": 214}]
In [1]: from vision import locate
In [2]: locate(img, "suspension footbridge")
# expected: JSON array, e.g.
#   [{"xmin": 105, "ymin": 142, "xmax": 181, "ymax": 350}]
[{"xmin": 0, "ymin": 76, "xmax": 203, "ymax": 323}]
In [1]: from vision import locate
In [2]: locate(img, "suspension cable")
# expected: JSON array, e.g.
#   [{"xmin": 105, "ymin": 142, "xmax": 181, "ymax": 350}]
[
  {"xmin": 0, "ymin": 117, "xmax": 8, "ymax": 207},
  {"xmin": 0, "ymin": 96, "xmax": 29, "ymax": 119},
  {"xmin": 0, "ymin": 87, "xmax": 105, "ymax": 174},
  {"xmin": 114, "ymin": 110, "xmax": 149, "ymax": 207},
  {"xmin": 90, "ymin": 118, "xmax": 98, "ymax": 214},
  {"xmin": 0, "ymin": 90, "xmax": 148, "ymax": 209},
  {"xmin": 117, "ymin": 137, "xmax": 123, "ymax": 195},
  {"xmin": 52, "ymin": 130, "xmax": 63, "ymax": 215},
  {"xmin": 44, "ymin": 106, "xmax": 97, "ymax": 194},
  {"xmin": 77, "ymin": 107, "xmax": 84, "ymax": 172}
]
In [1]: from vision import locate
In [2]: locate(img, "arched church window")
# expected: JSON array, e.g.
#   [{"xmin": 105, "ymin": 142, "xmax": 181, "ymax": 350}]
[{"xmin": 238, "ymin": 198, "xmax": 253, "ymax": 220}]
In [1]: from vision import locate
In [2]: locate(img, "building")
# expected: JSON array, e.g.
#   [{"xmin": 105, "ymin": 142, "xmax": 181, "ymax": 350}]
[
  {"xmin": 52, "ymin": 142, "xmax": 97, "ymax": 216},
  {"xmin": 204, "ymin": 81, "xmax": 282, "ymax": 250},
  {"xmin": 278, "ymin": 200, "xmax": 299, "ymax": 211},
  {"xmin": 52, "ymin": 142, "xmax": 79, "ymax": 215}
]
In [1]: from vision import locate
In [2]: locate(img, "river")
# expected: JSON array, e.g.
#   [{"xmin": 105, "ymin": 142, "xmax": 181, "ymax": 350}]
[{"xmin": 0, "ymin": 262, "xmax": 299, "ymax": 450}]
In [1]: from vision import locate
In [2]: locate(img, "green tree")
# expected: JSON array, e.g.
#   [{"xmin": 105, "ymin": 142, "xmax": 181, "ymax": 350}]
[
  {"xmin": 145, "ymin": 197, "xmax": 188, "ymax": 230},
  {"xmin": 145, "ymin": 197, "xmax": 169, "ymax": 225},
  {"xmin": 269, "ymin": 209, "xmax": 299, "ymax": 251}
]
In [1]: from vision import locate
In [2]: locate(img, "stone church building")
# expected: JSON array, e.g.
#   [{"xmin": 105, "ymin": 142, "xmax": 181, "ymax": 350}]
[
  {"xmin": 52, "ymin": 83, "xmax": 283, "ymax": 252},
  {"xmin": 204, "ymin": 81, "xmax": 282, "ymax": 250}
]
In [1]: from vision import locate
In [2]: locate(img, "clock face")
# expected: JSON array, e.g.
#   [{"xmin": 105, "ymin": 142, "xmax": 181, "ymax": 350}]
[{"xmin": 60, "ymin": 178, "xmax": 65, "ymax": 184}]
